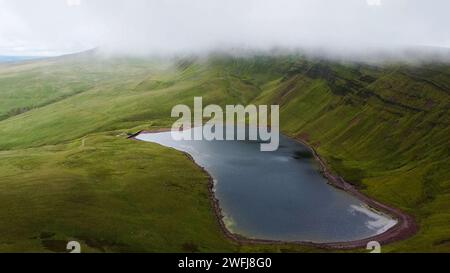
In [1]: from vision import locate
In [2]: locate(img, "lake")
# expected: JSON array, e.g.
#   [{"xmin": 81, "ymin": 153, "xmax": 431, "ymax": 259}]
[{"xmin": 136, "ymin": 126, "xmax": 397, "ymax": 243}]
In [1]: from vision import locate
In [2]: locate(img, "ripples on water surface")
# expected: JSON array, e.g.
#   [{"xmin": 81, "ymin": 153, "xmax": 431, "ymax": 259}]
[{"xmin": 137, "ymin": 127, "xmax": 397, "ymax": 243}]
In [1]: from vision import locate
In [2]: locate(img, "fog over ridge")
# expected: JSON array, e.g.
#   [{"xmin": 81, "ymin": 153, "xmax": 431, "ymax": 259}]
[{"xmin": 0, "ymin": 0, "xmax": 449, "ymax": 62}]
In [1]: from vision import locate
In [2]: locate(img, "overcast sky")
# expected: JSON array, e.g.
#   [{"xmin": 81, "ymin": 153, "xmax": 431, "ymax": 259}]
[{"xmin": 0, "ymin": 0, "xmax": 449, "ymax": 56}]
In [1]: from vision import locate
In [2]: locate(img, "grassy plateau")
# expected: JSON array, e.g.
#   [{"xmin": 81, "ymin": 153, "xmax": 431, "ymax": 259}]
[{"xmin": 0, "ymin": 52, "xmax": 449, "ymax": 252}]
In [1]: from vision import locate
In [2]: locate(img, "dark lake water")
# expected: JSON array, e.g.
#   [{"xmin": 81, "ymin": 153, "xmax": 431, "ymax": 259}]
[{"xmin": 137, "ymin": 127, "xmax": 396, "ymax": 243}]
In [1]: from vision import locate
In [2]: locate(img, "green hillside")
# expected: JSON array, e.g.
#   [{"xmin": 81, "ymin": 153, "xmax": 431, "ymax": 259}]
[{"xmin": 0, "ymin": 53, "xmax": 448, "ymax": 252}]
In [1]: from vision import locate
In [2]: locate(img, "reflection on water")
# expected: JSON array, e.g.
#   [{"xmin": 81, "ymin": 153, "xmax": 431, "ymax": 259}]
[{"xmin": 137, "ymin": 127, "xmax": 397, "ymax": 243}]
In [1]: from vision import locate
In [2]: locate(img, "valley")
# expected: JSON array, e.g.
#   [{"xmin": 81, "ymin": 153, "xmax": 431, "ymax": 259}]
[{"xmin": 0, "ymin": 52, "xmax": 449, "ymax": 252}]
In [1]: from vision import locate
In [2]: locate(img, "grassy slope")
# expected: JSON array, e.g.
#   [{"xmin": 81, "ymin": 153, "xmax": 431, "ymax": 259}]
[
  {"xmin": 251, "ymin": 58, "xmax": 450, "ymax": 252},
  {"xmin": 0, "ymin": 134, "xmax": 234, "ymax": 252},
  {"xmin": 0, "ymin": 53, "xmax": 448, "ymax": 252},
  {"xmin": 0, "ymin": 55, "xmax": 317, "ymax": 253}
]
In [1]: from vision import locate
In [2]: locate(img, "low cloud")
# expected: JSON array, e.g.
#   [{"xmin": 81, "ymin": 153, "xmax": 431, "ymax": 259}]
[{"xmin": 0, "ymin": 0, "xmax": 449, "ymax": 59}]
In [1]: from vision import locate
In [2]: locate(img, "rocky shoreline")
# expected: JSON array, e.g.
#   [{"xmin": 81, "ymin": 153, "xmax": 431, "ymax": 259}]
[
  {"xmin": 132, "ymin": 129, "xmax": 418, "ymax": 250},
  {"xmin": 293, "ymin": 137, "xmax": 418, "ymax": 249}
]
